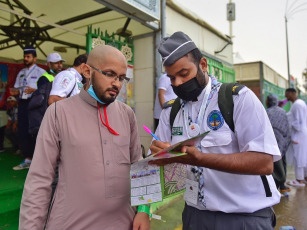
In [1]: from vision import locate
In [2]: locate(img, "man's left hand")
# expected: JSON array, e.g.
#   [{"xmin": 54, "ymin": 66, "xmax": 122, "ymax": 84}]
[
  {"xmin": 149, "ymin": 146, "xmax": 201, "ymax": 166},
  {"xmin": 133, "ymin": 212, "xmax": 150, "ymax": 230},
  {"xmin": 24, "ymin": 86, "xmax": 36, "ymax": 94}
]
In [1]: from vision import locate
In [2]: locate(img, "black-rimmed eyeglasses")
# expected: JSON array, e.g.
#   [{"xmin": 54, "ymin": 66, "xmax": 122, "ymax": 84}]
[{"xmin": 90, "ymin": 65, "xmax": 130, "ymax": 83}]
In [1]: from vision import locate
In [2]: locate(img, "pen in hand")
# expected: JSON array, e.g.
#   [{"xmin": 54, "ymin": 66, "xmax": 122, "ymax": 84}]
[{"xmin": 143, "ymin": 125, "xmax": 160, "ymax": 141}]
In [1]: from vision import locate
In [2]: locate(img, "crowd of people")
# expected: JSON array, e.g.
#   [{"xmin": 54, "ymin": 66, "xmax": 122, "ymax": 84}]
[
  {"xmin": 0, "ymin": 46, "xmax": 88, "ymax": 171},
  {"xmin": 0, "ymin": 31, "xmax": 306, "ymax": 230}
]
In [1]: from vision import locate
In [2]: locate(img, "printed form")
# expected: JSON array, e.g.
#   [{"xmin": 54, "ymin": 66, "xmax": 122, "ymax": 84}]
[{"xmin": 130, "ymin": 159, "xmax": 162, "ymax": 206}]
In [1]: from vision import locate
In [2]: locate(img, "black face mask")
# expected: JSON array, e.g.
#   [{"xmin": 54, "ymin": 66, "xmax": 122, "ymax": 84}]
[{"xmin": 172, "ymin": 77, "xmax": 203, "ymax": 101}]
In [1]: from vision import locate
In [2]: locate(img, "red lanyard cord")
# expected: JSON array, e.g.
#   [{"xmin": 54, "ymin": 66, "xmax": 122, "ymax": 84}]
[{"xmin": 98, "ymin": 105, "xmax": 119, "ymax": 135}]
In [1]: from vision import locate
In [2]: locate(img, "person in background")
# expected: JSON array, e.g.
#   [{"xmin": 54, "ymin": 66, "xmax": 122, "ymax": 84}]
[
  {"xmin": 153, "ymin": 72, "xmax": 177, "ymax": 130},
  {"xmin": 0, "ymin": 109, "xmax": 6, "ymax": 153},
  {"xmin": 285, "ymin": 88, "xmax": 307, "ymax": 187},
  {"xmin": 19, "ymin": 45, "xmax": 149, "ymax": 230},
  {"xmin": 27, "ymin": 52, "xmax": 64, "ymax": 137},
  {"xmin": 266, "ymin": 94, "xmax": 291, "ymax": 193},
  {"xmin": 149, "ymin": 31, "xmax": 281, "ymax": 230},
  {"xmin": 0, "ymin": 69, "xmax": 8, "ymax": 153},
  {"xmin": 5, "ymin": 96, "xmax": 19, "ymax": 152},
  {"xmin": 48, "ymin": 54, "xmax": 88, "ymax": 105},
  {"xmin": 10, "ymin": 46, "xmax": 45, "ymax": 170},
  {"xmin": 36, "ymin": 52, "xmax": 64, "ymax": 88}
]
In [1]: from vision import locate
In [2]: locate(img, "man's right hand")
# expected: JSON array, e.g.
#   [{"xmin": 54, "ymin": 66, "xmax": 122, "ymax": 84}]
[{"xmin": 149, "ymin": 140, "xmax": 171, "ymax": 155}]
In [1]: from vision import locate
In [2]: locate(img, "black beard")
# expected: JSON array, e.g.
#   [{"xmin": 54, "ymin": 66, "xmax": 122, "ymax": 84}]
[
  {"xmin": 92, "ymin": 72, "xmax": 119, "ymax": 105},
  {"xmin": 172, "ymin": 69, "xmax": 207, "ymax": 101}
]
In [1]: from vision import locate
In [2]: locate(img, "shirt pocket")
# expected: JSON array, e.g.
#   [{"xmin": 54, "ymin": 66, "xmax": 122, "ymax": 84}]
[
  {"xmin": 201, "ymin": 131, "xmax": 232, "ymax": 149},
  {"xmin": 113, "ymin": 135, "xmax": 131, "ymax": 164}
]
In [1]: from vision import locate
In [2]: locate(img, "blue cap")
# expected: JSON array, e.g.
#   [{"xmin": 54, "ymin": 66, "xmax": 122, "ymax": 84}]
[{"xmin": 23, "ymin": 46, "xmax": 37, "ymax": 56}]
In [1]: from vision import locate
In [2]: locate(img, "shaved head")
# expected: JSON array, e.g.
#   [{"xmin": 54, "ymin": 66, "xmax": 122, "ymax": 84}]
[
  {"xmin": 84, "ymin": 45, "xmax": 128, "ymax": 105},
  {"xmin": 87, "ymin": 45, "xmax": 126, "ymax": 67}
]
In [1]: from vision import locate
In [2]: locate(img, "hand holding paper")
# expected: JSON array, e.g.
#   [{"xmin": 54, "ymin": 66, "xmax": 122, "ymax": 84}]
[{"xmin": 149, "ymin": 131, "xmax": 210, "ymax": 166}]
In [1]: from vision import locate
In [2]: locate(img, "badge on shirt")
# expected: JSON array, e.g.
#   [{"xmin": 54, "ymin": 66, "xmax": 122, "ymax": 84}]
[
  {"xmin": 184, "ymin": 179, "xmax": 199, "ymax": 205},
  {"xmin": 60, "ymin": 76, "xmax": 72, "ymax": 89},
  {"xmin": 172, "ymin": 126, "xmax": 183, "ymax": 136},
  {"xmin": 207, "ymin": 110, "xmax": 224, "ymax": 131},
  {"xmin": 188, "ymin": 123, "xmax": 200, "ymax": 137}
]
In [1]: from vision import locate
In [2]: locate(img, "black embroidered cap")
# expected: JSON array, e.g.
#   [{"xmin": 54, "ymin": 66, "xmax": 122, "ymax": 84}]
[
  {"xmin": 158, "ymin": 31, "xmax": 197, "ymax": 66},
  {"xmin": 23, "ymin": 46, "xmax": 37, "ymax": 56}
]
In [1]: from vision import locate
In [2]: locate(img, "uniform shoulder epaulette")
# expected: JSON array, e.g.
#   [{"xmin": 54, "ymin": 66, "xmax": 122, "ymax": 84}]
[
  {"xmin": 231, "ymin": 83, "xmax": 245, "ymax": 95},
  {"xmin": 163, "ymin": 99, "xmax": 176, "ymax": 109}
]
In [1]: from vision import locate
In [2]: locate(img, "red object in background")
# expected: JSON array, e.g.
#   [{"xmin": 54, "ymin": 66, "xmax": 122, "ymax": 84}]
[{"xmin": 0, "ymin": 61, "xmax": 47, "ymax": 109}]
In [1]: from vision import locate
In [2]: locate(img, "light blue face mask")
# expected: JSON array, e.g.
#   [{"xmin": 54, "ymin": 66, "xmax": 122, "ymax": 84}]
[
  {"xmin": 87, "ymin": 84, "xmax": 105, "ymax": 104},
  {"xmin": 50, "ymin": 69, "xmax": 56, "ymax": 75}
]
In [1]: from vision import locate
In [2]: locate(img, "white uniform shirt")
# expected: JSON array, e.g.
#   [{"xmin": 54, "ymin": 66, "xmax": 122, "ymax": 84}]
[
  {"xmin": 288, "ymin": 99, "xmax": 307, "ymax": 168},
  {"xmin": 155, "ymin": 81, "xmax": 281, "ymax": 213},
  {"xmin": 154, "ymin": 73, "xmax": 177, "ymax": 119},
  {"xmin": 50, "ymin": 68, "xmax": 83, "ymax": 98},
  {"xmin": 14, "ymin": 64, "xmax": 46, "ymax": 99}
]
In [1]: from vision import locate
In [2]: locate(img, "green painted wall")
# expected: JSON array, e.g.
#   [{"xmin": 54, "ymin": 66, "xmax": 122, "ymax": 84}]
[{"xmin": 204, "ymin": 55, "xmax": 235, "ymax": 83}]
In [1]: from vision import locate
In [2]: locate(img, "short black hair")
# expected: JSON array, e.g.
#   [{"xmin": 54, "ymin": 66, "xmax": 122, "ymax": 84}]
[
  {"xmin": 285, "ymin": 88, "xmax": 296, "ymax": 93},
  {"xmin": 187, "ymin": 48, "xmax": 203, "ymax": 66},
  {"xmin": 73, "ymin": 54, "xmax": 88, "ymax": 67}
]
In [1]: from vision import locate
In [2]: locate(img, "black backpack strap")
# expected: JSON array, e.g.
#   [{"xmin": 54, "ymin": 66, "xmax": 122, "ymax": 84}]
[
  {"xmin": 218, "ymin": 82, "xmax": 272, "ymax": 197},
  {"xmin": 260, "ymin": 175, "xmax": 272, "ymax": 197},
  {"xmin": 67, "ymin": 78, "xmax": 76, "ymax": 98},
  {"xmin": 170, "ymin": 97, "xmax": 181, "ymax": 130},
  {"xmin": 218, "ymin": 82, "xmax": 244, "ymax": 132}
]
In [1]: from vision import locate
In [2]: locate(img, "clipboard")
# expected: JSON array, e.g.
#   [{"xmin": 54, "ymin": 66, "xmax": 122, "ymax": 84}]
[{"xmin": 151, "ymin": 131, "xmax": 210, "ymax": 159}]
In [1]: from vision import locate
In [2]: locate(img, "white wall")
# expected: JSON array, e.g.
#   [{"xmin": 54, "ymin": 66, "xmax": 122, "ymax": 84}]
[
  {"xmin": 166, "ymin": 7, "xmax": 233, "ymax": 65},
  {"xmin": 234, "ymin": 62, "xmax": 260, "ymax": 81},
  {"xmin": 133, "ymin": 35, "xmax": 155, "ymax": 152}
]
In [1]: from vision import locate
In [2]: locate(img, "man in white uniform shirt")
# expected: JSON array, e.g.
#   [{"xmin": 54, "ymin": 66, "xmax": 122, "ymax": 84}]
[
  {"xmin": 285, "ymin": 88, "xmax": 307, "ymax": 187},
  {"xmin": 48, "ymin": 54, "xmax": 87, "ymax": 105},
  {"xmin": 153, "ymin": 72, "xmax": 177, "ymax": 130},
  {"xmin": 149, "ymin": 32, "xmax": 281, "ymax": 230},
  {"xmin": 10, "ymin": 46, "xmax": 45, "ymax": 170}
]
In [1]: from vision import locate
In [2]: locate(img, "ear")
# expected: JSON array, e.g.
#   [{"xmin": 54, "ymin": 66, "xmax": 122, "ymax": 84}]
[
  {"xmin": 199, "ymin": 57, "xmax": 208, "ymax": 72},
  {"xmin": 81, "ymin": 63, "xmax": 91, "ymax": 79}
]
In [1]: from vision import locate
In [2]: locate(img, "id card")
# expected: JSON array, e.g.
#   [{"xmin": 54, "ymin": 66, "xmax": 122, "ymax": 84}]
[
  {"xmin": 21, "ymin": 92, "xmax": 29, "ymax": 99},
  {"xmin": 183, "ymin": 179, "xmax": 198, "ymax": 205}
]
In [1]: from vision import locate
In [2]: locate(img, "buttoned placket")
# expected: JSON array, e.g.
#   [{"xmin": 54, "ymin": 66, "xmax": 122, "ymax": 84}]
[{"xmin": 98, "ymin": 109, "xmax": 115, "ymax": 198}]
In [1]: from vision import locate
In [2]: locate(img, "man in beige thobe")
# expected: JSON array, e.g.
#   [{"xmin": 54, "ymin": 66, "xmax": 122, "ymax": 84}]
[{"xmin": 19, "ymin": 45, "xmax": 150, "ymax": 230}]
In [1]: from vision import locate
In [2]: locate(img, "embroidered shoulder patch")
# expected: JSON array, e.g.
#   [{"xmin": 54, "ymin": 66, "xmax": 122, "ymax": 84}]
[
  {"xmin": 207, "ymin": 110, "xmax": 224, "ymax": 131},
  {"xmin": 163, "ymin": 99, "xmax": 175, "ymax": 109},
  {"xmin": 60, "ymin": 76, "xmax": 72, "ymax": 89}
]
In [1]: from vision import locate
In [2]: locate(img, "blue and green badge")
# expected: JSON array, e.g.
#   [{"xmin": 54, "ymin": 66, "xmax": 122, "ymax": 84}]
[{"xmin": 207, "ymin": 110, "xmax": 224, "ymax": 131}]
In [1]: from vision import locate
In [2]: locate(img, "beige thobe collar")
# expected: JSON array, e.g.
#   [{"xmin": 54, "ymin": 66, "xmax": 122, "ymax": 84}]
[
  {"xmin": 79, "ymin": 88, "xmax": 100, "ymax": 107},
  {"xmin": 79, "ymin": 88, "xmax": 116, "ymax": 109}
]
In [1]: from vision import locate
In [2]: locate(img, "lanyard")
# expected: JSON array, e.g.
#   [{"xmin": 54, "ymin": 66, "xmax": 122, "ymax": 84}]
[
  {"xmin": 22, "ymin": 65, "xmax": 37, "ymax": 85},
  {"xmin": 183, "ymin": 77, "xmax": 212, "ymax": 138},
  {"xmin": 98, "ymin": 105, "xmax": 119, "ymax": 135}
]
